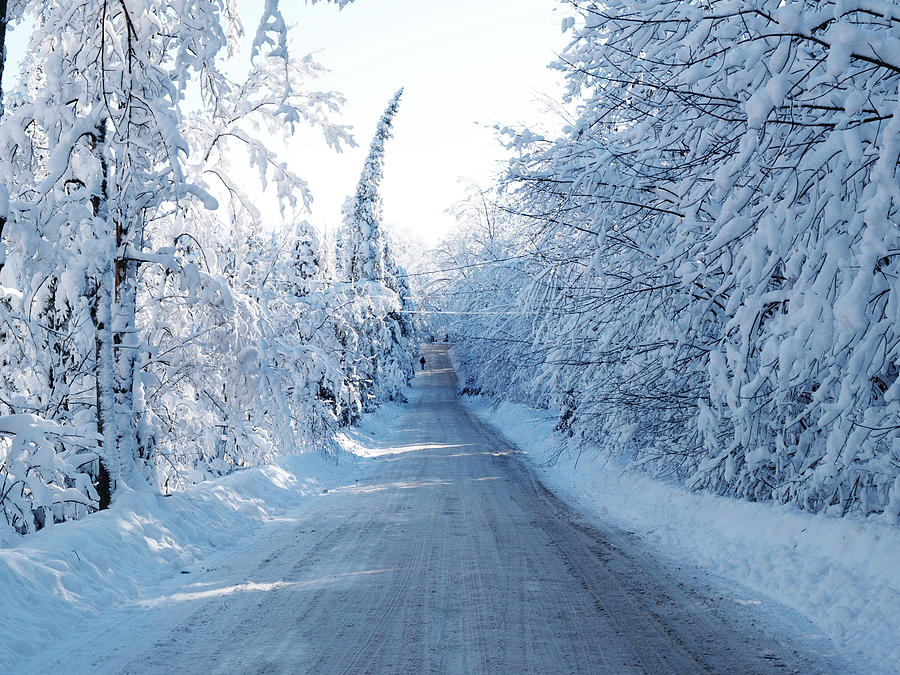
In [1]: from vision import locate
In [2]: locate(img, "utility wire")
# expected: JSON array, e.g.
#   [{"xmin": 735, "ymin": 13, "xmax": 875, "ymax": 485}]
[
  {"xmin": 396, "ymin": 253, "xmax": 535, "ymax": 278},
  {"xmin": 250, "ymin": 253, "xmax": 536, "ymax": 287}
]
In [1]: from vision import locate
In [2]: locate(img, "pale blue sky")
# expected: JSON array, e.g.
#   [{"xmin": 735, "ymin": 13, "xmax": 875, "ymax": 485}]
[{"xmin": 272, "ymin": 0, "xmax": 567, "ymax": 243}]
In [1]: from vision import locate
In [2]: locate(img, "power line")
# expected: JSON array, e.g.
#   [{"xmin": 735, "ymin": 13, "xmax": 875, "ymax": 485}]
[
  {"xmin": 247, "ymin": 253, "xmax": 536, "ymax": 287},
  {"xmin": 398, "ymin": 253, "xmax": 535, "ymax": 278}
]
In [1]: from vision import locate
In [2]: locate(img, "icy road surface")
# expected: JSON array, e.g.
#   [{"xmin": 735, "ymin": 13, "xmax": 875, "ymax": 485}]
[{"xmin": 39, "ymin": 344, "xmax": 840, "ymax": 673}]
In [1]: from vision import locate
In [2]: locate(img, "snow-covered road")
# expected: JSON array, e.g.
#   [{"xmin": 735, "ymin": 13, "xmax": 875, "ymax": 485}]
[{"xmin": 31, "ymin": 344, "xmax": 841, "ymax": 673}]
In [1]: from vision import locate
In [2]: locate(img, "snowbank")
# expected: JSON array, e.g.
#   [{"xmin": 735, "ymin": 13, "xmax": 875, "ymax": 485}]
[
  {"xmin": 0, "ymin": 452, "xmax": 353, "ymax": 671},
  {"xmin": 462, "ymin": 396, "xmax": 900, "ymax": 673}
]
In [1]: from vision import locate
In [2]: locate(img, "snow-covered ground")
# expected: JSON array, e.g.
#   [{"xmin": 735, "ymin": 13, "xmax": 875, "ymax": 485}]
[
  {"xmin": 461, "ymin": 395, "xmax": 900, "ymax": 673},
  {"xmin": 0, "ymin": 451, "xmax": 355, "ymax": 672}
]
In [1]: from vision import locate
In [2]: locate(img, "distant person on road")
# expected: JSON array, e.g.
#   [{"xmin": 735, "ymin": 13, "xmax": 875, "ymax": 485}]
[{"xmin": 420, "ymin": 355, "xmax": 426, "ymax": 371}]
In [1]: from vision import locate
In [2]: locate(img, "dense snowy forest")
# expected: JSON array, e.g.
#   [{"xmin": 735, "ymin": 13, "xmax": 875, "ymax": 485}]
[
  {"xmin": 2, "ymin": 0, "xmax": 899, "ymax": 543},
  {"xmin": 437, "ymin": 0, "xmax": 900, "ymax": 521},
  {"xmin": 0, "ymin": 0, "xmax": 416, "ymax": 539}
]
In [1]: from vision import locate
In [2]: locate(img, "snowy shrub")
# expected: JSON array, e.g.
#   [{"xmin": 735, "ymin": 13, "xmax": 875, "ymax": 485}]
[{"xmin": 0, "ymin": 415, "xmax": 98, "ymax": 537}]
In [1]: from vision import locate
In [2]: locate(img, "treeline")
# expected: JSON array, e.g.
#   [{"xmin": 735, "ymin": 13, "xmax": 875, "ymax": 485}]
[
  {"xmin": 0, "ymin": 1, "xmax": 414, "ymax": 538},
  {"xmin": 439, "ymin": 0, "xmax": 900, "ymax": 521}
]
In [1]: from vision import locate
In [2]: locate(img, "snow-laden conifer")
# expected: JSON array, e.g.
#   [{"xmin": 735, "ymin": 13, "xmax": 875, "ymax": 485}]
[
  {"xmin": 336, "ymin": 89, "xmax": 414, "ymax": 410},
  {"xmin": 338, "ymin": 89, "xmax": 403, "ymax": 283}
]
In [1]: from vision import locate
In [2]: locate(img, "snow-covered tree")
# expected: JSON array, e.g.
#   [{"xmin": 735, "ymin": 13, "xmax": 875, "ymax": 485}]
[
  {"xmin": 131, "ymin": 26, "xmax": 354, "ymax": 490},
  {"xmin": 0, "ymin": 0, "xmax": 363, "ymax": 535},
  {"xmin": 336, "ymin": 88, "xmax": 415, "ymax": 410},
  {"xmin": 443, "ymin": 0, "xmax": 900, "ymax": 521},
  {"xmin": 338, "ymin": 89, "xmax": 403, "ymax": 283}
]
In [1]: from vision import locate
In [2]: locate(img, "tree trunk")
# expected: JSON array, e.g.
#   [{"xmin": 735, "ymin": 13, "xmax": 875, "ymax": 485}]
[
  {"xmin": 90, "ymin": 122, "xmax": 116, "ymax": 505},
  {"xmin": 0, "ymin": 1, "xmax": 8, "ymax": 107},
  {"xmin": 93, "ymin": 265, "xmax": 118, "ymax": 500},
  {"xmin": 0, "ymin": 0, "xmax": 10, "ymax": 270},
  {"xmin": 112, "ymin": 235, "xmax": 140, "ymax": 465}
]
